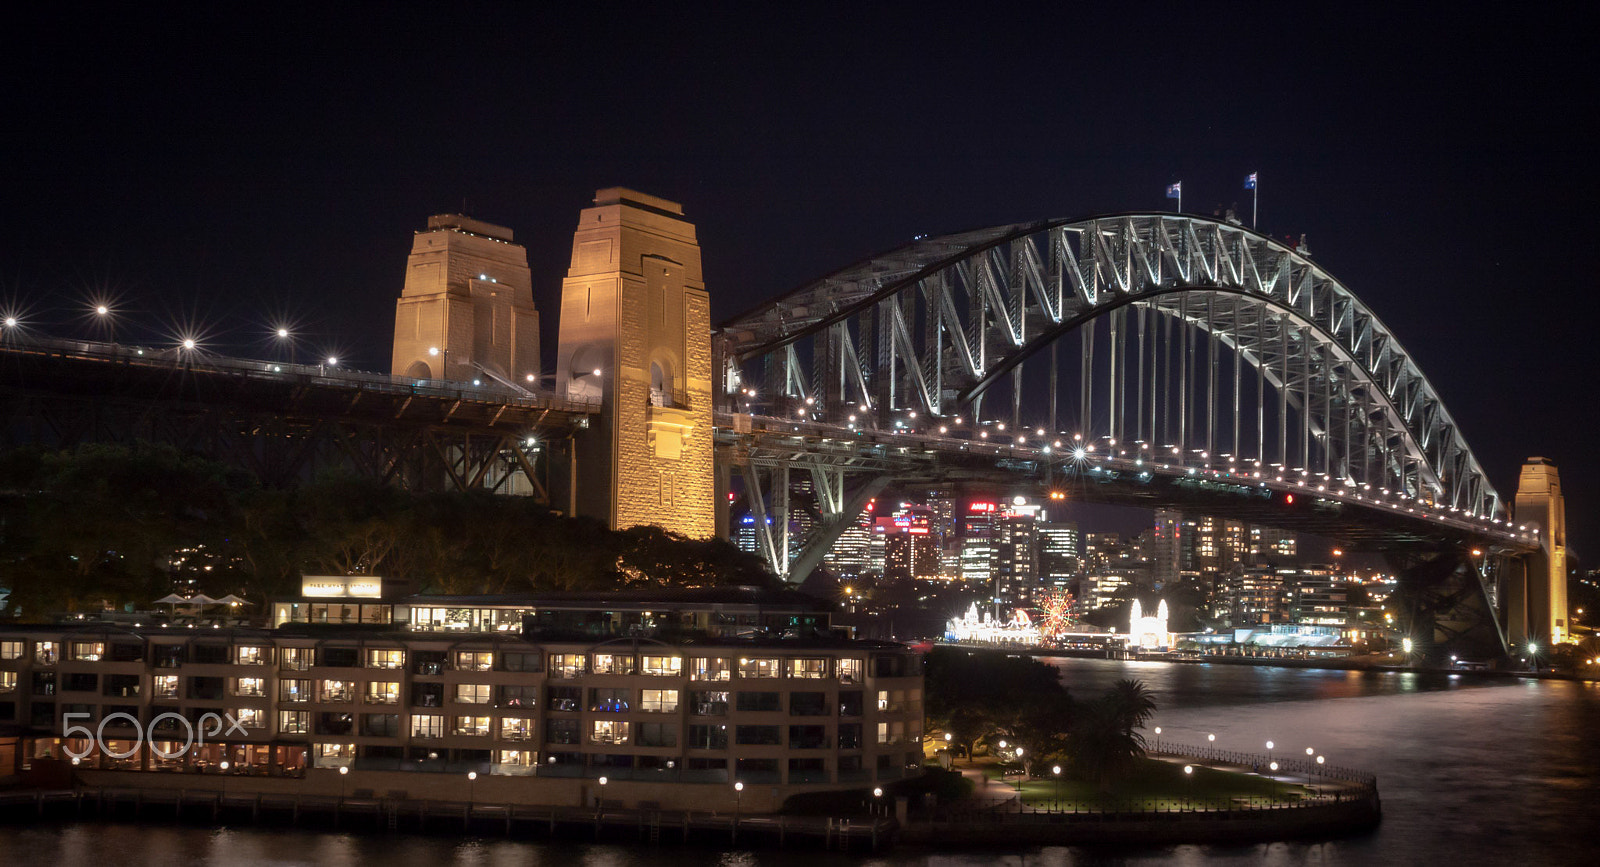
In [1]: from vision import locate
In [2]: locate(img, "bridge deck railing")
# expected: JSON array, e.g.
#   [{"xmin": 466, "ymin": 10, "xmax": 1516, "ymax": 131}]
[{"xmin": 1, "ymin": 334, "xmax": 599, "ymax": 414}]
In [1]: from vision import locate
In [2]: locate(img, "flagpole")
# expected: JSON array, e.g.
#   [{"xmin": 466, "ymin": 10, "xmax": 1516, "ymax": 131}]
[{"xmin": 1253, "ymin": 182, "xmax": 1258, "ymax": 229}]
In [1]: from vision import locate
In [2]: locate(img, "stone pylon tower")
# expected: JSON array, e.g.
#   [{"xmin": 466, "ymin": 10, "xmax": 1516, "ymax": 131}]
[
  {"xmin": 391, "ymin": 214, "xmax": 540, "ymax": 385},
  {"xmin": 1511, "ymin": 457, "xmax": 1570, "ymax": 647},
  {"xmin": 554, "ymin": 189, "xmax": 714, "ymax": 537}
]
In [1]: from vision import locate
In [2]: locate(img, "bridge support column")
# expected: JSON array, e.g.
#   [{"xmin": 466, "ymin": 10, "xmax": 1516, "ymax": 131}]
[{"xmin": 1509, "ymin": 457, "xmax": 1569, "ymax": 649}]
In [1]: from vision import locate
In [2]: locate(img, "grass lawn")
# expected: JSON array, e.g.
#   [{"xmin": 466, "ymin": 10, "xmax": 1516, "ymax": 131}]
[{"xmin": 976, "ymin": 757, "xmax": 1310, "ymax": 811}]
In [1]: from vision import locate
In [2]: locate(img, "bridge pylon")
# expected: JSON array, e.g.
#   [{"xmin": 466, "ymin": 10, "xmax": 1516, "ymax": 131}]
[
  {"xmin": 552, "ymin": 189, "xmax": 715, "ymax": 537},
  {"xmin": 1509, "ymin": 457, "xmax": 1570, "ymax": 649}
]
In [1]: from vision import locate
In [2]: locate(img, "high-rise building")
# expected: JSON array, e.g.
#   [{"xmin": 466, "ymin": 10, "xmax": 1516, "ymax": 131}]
[
  {"xmin": 960, "ymin": 501, "xmax": 1000, "ymax": 587},
  {"xmin": 1037, "ymin": 519, "xmax": 1080, "ymax": 589},
  {"xmin": 1220, "ymin": 567, "xmax": 1287, "ymax": 626},
  {"xmin": 994, "ymin": 500, "xmax": 1041, "ymax": 605},
  {"xmin": 1283, "ymin": 565, "xmax": 1351, "ymax": 628},
  {"xmin": 876, "ymin": 505, "xmax": 939, "ymax": 581},
  {"xmin": 1152, "ymin": 510, "xmax": 1182, "ymax": 588},
  {"xmin": 824, "ymin": 508, "xmax": 874, "ymax": 580}
]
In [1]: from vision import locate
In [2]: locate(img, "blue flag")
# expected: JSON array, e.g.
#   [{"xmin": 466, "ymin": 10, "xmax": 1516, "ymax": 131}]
[
  {"xmin": 1245, "ymin": 172, "xmax": 1257, "ymax": 190},
  {"xmin": 1165, "ymin": 182, "xmax": 1182, "ymax": 199}
]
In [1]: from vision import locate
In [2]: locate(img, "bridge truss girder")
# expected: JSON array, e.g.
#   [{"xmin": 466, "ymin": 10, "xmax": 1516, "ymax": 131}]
[{"xmin": 718, "ymin": 214, "xmax": 1505, "ymax": 525}]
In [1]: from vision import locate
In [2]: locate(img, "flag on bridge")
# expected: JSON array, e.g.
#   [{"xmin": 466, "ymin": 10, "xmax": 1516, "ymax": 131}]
[
  {"xmin": 1245, "ymin": 172, "xmax": 1257, "ymax": 190},
  {"xmin": 1165, "ymin": 182, "xmax": 1182, "ymax": 199}
]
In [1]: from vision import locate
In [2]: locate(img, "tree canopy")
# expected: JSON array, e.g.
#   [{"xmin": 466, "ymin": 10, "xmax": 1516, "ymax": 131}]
[{"xmin": 0, "ymin": 444, "xmax": 775, "ymax": 618}]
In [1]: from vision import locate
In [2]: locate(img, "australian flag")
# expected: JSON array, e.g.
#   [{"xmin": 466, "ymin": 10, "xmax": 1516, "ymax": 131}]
[
  {"xmin": 1165, "ymin": 181, "xmax": 1182, "ymax": 199},
  {"xmin": 1245, "ymin": 172, "xmax": 1257, "ymax": 190}
]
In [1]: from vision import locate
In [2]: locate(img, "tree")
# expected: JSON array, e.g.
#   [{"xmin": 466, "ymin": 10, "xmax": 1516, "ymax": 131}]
[
  {"xmin": 923, "ymin": 648, "xmax": 1073, "ymax": 766},
  {"xmin": 1064, "ymin": 679, "xmax": 1158, "ymax": 793},
  {"xmin": 1105, "ymin": 678, "xmax": 1157, "ymax": 739}
]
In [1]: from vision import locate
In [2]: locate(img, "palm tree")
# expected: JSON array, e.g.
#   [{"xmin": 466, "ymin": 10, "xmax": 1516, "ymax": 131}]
[
  {"xmin": 1066, "ymin": 699, "xmax": 1144, "ymax": 794},
  {"xmin": 1105, "ymin": 678, "xmax": 1157, "ymax": 740}
]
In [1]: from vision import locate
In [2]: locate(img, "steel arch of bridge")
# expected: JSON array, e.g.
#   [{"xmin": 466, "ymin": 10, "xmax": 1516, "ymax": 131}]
[{"xmin": 718, "ymin": 213, "xmax": 1507, "ymax": 542}]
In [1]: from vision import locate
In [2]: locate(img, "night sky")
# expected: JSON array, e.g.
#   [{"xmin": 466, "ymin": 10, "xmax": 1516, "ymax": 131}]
[{"xmin": 3, "ymin": 6, "xmax": 1595, "ymax": 556}]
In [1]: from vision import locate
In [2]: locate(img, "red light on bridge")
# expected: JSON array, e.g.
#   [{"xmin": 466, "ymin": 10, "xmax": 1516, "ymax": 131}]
[{"xmin": 1284, "ymin": 493, "xmax": 1296, "ymax": 505}]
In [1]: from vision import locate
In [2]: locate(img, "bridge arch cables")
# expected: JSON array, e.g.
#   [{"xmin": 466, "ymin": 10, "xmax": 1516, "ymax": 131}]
[{"xmin": 716, "ymin": 213, "xmax": 1505, "ymax": 553}]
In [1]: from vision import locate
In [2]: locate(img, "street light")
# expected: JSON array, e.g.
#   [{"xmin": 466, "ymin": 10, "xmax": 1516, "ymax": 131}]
[
  {"xmin": 1153, "ymin": 726, "xmax": 1162, "ymax": 752},
  {"xmin": 467, "ymin": 770, "xmax": 477, "ymax": 806},
  {"xmin": 338, "ymin": 764, "xmax": 349, "ymax": 800},
  {"xmin": 597, "ymin": 775, "xmax": 608, "ymax": 817},
  {"xmin": 734, "ymin": 780, "xmax": 744, "ymax": 826},
  {"xmin": 872, "ymin": 786, "xmax": 883, "ymax": 817},
  {"xmin": 1184, "ymin": 765, "xmax": 1194, "ymax": 811},
  {"xmin": 1052, "ymin": 765, "xmax": 1062, "ymax": 810}
]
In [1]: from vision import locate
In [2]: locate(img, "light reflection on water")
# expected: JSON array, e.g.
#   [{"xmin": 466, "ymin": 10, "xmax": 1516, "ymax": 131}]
[{"xmin": 12, "ymin": 659, "xmax": 1598, "ymax": 866}]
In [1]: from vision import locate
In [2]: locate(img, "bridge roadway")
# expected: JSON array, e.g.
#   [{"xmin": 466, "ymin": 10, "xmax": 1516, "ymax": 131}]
[
  {"xmin": 0, "ymin": 336, "xmax": 595, "ymax": 493},
  {"xmin": 717, "ymin": 412, "xmax": 1538, "ymax": 555},
  {"xmin": 0, "ymin": 337, "xmax": 1536, "ymax": 553}
]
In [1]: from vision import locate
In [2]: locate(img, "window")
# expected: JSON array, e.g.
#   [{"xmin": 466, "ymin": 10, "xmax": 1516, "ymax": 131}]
[
  {"xmin": 454, "ymin": 651, "xmax": 493, "ymax": 672},
  {"xmin": 690, "ymin": 657, "xmax": 731, "ymax": 681},
  {"xmin": 640, "ymin": 655, "xmax": 682, "ymax": 676},
  {"xmin": 235, "ymin": 708, "xmax": 266, "ymax": 729},
  {"xmin": 454, "ymin": 684, "xmax": 491, "ymax": 705},
  {"xmin": 33, "ymin": 672, "xmax": 56, "ymax": 695},
  {"xmin": 735, "ymin": 691, "xmax": 781, "ymax": 713},
  {"xmin": 548, "ymin": 653, "xmax": 586, "ymax": 678},
  {"xmin": 365, "ymin": 682, "xmax": 400, "ymax": 705},
  {"xmin": 499, "ymin": 717, "xmax": 533, "ymax": 741},
  {"xmin": 546, "ymin": 686, "xmax": 581, "ymax": 712},
  {"xmin": 591, "ymin": 653, "xmax": 635, "ymax": 675},
  {"xmin": 839, "ymin": 691, "xmax": 863, "ymax": 717},
  {"xmin": 66, "ymin": 672, "xmax": 98, "ymax": 692},
  {"xmin": 590, "ymin": 720, "xmax": 630, "ymax": 745},
  {"xmin": 837, "ymin": 658, "xmax": 864, "ymax": 684},
  {"xmin": 735, "ymin": 725, "xmax": 781, "ymax": 746},
  {"xmin": 737, "ymin": 657, "xmax": 781, "ymax": 679},
  {"xmin": 838, "ymin": 723, "xmax": 862, "ymax": 750},
  {"xmin": 877, "ymin": 721, "xmax": 889, "ymax": 744},
  {"xmin": 235, "ymin": 646, "xmax": 266, "ymax": 666},
  {"xmin": 788, "ymin": 725, "xmax": 828, "ymax": 748},
  {"xmin": 546, "ymin": 718, "xmax": 580, "ymax": 745},
  {"xmin": 640, "ymin": 689, "xmax": 679, "ymax": 713},
  {"xmin": 281, "ymin": 648, "xmax": 313, "ymax": 671},
  {"xmin": 687, "ymin": 724, "xmax": 728, "ymax": 749},
  {"xmin": 494, "ymin": 685, "xmax": 538, "ymax": 708},
  {"xmin": 232, "ymin": 677, "xmax": 265, "ymax": 697},
  {"xmin": 789, "ymin": 691, "xmax": 828, "ymax": 716},
  {"xmin": 279, "ymin": 710, "xmax": 310, "ymax": 733},
  {"xmin": 787, "ymin": 658, "xmax": 828, "ymax": 679},
  {"xmin": 150, "ymin": 675, "xmax": 179, "ymax": 698},
  {"xmin": 318, "ymin": 680, "xmax": 355, "ymax": 703},
  {"xmin": 876, "ymin": 721, "xmax": 905, "ymax": 745},
  {"xmin": 280, "ymin": 679, "xmax": 310, "ymax": 702},
  {"xmin": 34, "ymin": 642, "xmax": 59, "ymax": 666},
  {"xmin": 0, "ymin": 671, "xmax": 16, "ymax": 694},
  {"xmin": 588, "ymin": 687, "xmax": 630, "ymax": 712},
  {"xmin": 365, "ymin": 649, "xmax": 403, "ymax": 669},
  {"xmin": 0, "ymin": 641, "xmax": 22, "ymax": 660},
  {"xmin": 71, "ymin": 642, "xmax": 105, "ymax": 662},
  {"xmin": 496, "ymin": 749, "xmax": 534, "ymax": 768},
  {"xmin": 637, "ymin": 722, "xmax": 677, "ymax": 747},
  {"xmin": 500, "ymin": 652, "xmax": 542, "ymax": 672},
  {"xmin": 319, "ymin": 647, "xmax": 358, "ymax": 668},
  {"xmin": 877, "ymin": 689, "xmax": 905, "ymax": 712},
  {"xmin": 690, "ymin": 690, "xmax": 728, "ymax": 716},
  {"xmin": 361, "ymin": 714, "xmax": 400, "ymax": 737},
  {"xmin": 411, "ymin": 714, "xmax": 444, "ymax": 738},
  {"xmin": 453, "ymin": 715, "xmax": 490, "ymax": 736}
]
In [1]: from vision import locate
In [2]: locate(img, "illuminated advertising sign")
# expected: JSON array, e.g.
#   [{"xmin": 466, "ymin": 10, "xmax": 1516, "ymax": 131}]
[
  {"xmin": 301, "ymin": 576, "xmax": 382, "ymax": 598},
  {"xmin": 969, "ymin": 502, "xmax": 997, "ymax": 513}
]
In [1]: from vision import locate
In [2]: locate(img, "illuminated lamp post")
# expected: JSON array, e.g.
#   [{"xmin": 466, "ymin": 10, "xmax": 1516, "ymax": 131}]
[
  {"xmin": 467, "ymin": 770, "xmax": 477, "ymax": 807},
  {"xmin": 597, "ymin": 775, "xmax": 608, "ymax": 817},
  {"xmin": 338, "ymin": 764, "xmax": 349, "ymax": 800},
  {"xmin": 734, "ymin": 780, "xmax": 744, "ymax": 837},
  {"xmin": 1183, "ymin": 764, "xmax": 1194, "ymax": 810},
  {"xmin": 1153, "ymin": 726, "xmax": 1162, "ymax": 752},
  {"xmin": 1051, "ymin": 765, "xmax": 1062, "ymax": 810},
  {"xmin": 872, "ymin": 786, "xmax": 883, "ymax": 817}
]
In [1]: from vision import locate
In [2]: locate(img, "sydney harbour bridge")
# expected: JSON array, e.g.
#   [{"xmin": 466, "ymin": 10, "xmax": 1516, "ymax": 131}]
[{"xmin": 0, "ymin": 192, "xmax": 1567, "ymax": 660}]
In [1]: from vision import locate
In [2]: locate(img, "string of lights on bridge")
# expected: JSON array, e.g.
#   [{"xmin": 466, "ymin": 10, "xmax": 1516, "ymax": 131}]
[{"xmin": 732, "ymin": 386, "xmax": 1538, "ymax": 546}]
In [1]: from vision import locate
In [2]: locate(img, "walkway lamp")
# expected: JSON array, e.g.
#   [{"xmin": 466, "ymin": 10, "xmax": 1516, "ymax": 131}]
[
  {"xmin": 338, "ymin": 764, "xmax": 349, "ymax": 800},
  {"xmin": 1266, "ymin": 740, "xmax": 1275, "ymax": 766},
  {"xmin": 467, "ymin": 770, "xmax": 477, "ymax": 806},
  {"xmin": 1269, "ymin": 761, "xmax": 1279, "ymax": 800},
  {"xmin": 1184, "ymin": 765, "xmax": 1193, "ymax": 810},
  {"xmin": 1153, "ymin": 726, "xmax": 1162, "ymax": 751},
  {"xmin": 872, "ymin": 786, "xmax": 883, "ymax": 816},
  {"xmin": 1052, "ymin": 765, "xmax": 1062, "ymax": 810},
  {"xmin": 1014, "ymin": 748, "xmax": 1025, "ymax": 792},
  {"xmin": 734, "ymin": 780, "xmax": 744, "ymax": 822}
]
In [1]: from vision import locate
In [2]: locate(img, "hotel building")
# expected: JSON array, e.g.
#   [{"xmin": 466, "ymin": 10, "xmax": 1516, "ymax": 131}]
[{"xmin": 0, "ymin": 582, "xmax": 925, "ymax": 812}]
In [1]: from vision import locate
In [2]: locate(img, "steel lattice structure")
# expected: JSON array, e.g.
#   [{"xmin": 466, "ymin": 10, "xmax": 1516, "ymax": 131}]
[{"xmin": 718, "ymin": 213, "xmax": 1532, "ymax": 581}]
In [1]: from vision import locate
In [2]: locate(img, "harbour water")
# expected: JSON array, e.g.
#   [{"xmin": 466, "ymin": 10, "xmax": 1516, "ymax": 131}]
[{"xmin": 9, "ymin": 658, "xmax": 1597, "ymax": 865}]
